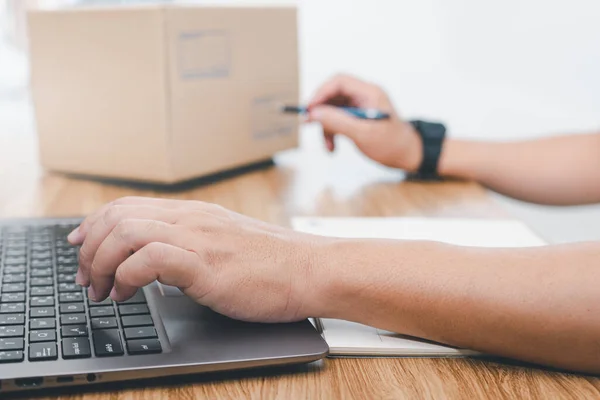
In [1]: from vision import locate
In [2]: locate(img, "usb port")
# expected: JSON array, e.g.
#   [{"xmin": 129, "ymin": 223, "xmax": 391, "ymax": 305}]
[
  {"xmin": 15, "ymin": 377, "xmax": 43, "ymax": 388},
  {"xmin": 56, "ymin": 376, "xmax": 74, "ymax": 383}
]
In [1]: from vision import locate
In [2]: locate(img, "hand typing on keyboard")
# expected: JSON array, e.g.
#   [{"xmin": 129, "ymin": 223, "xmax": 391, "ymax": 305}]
[{"xmin": 68, "ymin": 197, "xmax": 330, "ymax": 323}]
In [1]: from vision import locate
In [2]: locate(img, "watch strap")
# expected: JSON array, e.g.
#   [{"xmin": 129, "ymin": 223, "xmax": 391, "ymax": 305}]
[{"xmin": 409, "ymin": 119, "xmax": 446, "ymax": 180}]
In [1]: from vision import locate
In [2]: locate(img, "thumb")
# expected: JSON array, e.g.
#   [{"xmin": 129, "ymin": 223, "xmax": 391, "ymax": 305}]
[{"xmin": 309, "ymin": 105, "xmax": 367, "ymax": 141}]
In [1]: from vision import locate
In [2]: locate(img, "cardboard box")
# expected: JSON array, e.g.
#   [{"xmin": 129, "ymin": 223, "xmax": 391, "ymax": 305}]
[{"xmin": 27, "ymin": 4, "xmax": 299, "ymax": 184}]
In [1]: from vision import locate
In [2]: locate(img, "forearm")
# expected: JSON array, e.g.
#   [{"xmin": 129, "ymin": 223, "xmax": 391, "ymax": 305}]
[
  {"xmin": 313, "ymin": 239, "xmax": 600, "ymax": 374},
  {"xmin": 437, "ymin": 133, "xmax": 600, "ymax": 205}
]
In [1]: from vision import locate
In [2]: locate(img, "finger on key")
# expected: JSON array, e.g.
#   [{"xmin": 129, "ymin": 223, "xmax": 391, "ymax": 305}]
[
  {"xmin": 88, "ymin": 219, "xmax": 193, "ymax": 301},
  {"xmin": 110, "ymin": 242, "xmax": 203, "ymax": 302},
  {"xmin": 77, "ymin": 205, "xmax": 181, "ymax": 285}
]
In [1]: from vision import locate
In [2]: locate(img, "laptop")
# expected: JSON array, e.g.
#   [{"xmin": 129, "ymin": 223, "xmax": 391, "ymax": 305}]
[{"xmin": 0, "ymin": 217, "xmax": 329, "ymax": 393}]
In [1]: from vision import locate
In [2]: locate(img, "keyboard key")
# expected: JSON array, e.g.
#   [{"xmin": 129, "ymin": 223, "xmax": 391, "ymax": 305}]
[
  {"xmin": 126, "ymin": 339, "xmax": 162, "ymax": 355},
  {"xmin": 88, "ymin": 297, "xmax": 113, "ymax": 307},
  {"xmin": 55, "ymin": 238, "xmax": 72, "ymax": 246},
  {"xmin": 30, "ymin": 318, "xmax": 55, "ymax": 329},
  {"xmin": 31, "ymin": 251, "xmax": 52, "ymax": 260},
  {"xmin": 5, "ymin": 256, "xmax": 27, "ymax": 265},
  {"xmin": 62, "ymin": 337, "xmax": 91, "ymax": 359},
  {"xmin": 93, "ymin": 330, "xmax": 124, "ymax": 357},
  {"xmin": 0, "ymin": 338, "xmax": 24, "ymax": 350},
  {"xmin": 5, "ymin": 236, "xmax": 26, "ymax": 245},
  {"xmin": 30, "ymin": 330, "xmax": 56, "ymax": 342},
  {"xmin": 1, "ymin": 303, "xmax": 25, "ymax": 314},
  {"xmin": 29, "ymin": 342, "xmax": 58, "ymax": 361},
  {"xmin": 30, "ymin": 307, "xmax": 55, "ymax": 318},
  {"xmin": 57, "ymin": 247, "xmax": 78, "ymax": 256},
  {"xmin": 57, "ymin": 265, "xmax": 78, "ymax": 274},
  {"xmin": 59, "ymin": 283, "xmax": 82, "ymax": 293},
  {"xmin": 30, "ymin": 297, "xmax": 55, "ymax": 307},
  {"xmin": 2, "ymin": 283, "xmax": 25, "ymax": 293},
  {"xmin": 59, "ymin": 293, "xmax": 83, "ymax": 303},
  {"xmin": 121, "ymin": 315, "xmax": 153, "ymax": 327},
  {"xmin": 32, "ymin": 237, "xmax": 51, "ymax": 244},
  {"xmin": 31, "ymin": 244, "xmax": 51, "ymax": 252},
  {"xmin": 61, "ymin": 325, "xmax": 88, "ymax": 337},
  {"xmin": 5, "ymin": 249, "xmax": 26, "ymax": 257},
  {"xmin": 124, "ymin": 327, "xmax": 157, "ymax": 340},
  {"xmin": 91, "ymin": 317, "xmax": 117, "ymax": 329},
  {"xmin": 31, "ymin": 286, "xmax": 54, "ymax": 296},
  {"xmin": 31, "ymin": 236, "xmax": 51, "ymax": 244},
  {"xmin": 119, "ymin": 304, "xmax": 149, "ymax": 316},
  {"xmin": 57, "ymin": 255, "xmax": 77, "ymax": 264},
  {"xmin": 31, "ymin": 234, "xmax": 52, "ymax": 244},
  {"xmin": 4, "ymin": 266, "xmax": 26, "ymax": 274},
  {"xmin": 0, "ymin": 350, "xmax": 24, "ymax": 363},
  {"xmin": 1, "ymin": 293, "xmax": 25, "ymax": 303},
  {"xmin": 31, "ymin": 277, "xmax": 54, "ymax": 286},
  {"xmin": 56, "ymin": 247, "xmax": 78, "ymax": 257},
  {"xmin": 31, "ymin": 259, "xmax": 52, "ymax": 268},
  {"xmin": 117, "ymin": 290, "xmax": 146, "ymax": 304},
  {"xmin": 60, "ymin": 314, "xmax": 86, "ymax": 325},
  {"xmin": 3, "ymin": 274, "xmax": 26, "ymax": 283},
  {"xmin": 30, "ymin": 268, "xmax": 53, "ymax": 277},
  {"xmin": 0, "ymin": 326, "xmax": 24, "ymax": 338},
  {"xmin": 90, "ymin": 306, "xmax": 115, "ymax": 318},
  {"xmin": 6, "ymin": 241, "xmax": 26, "ymax": 250},
  {"xmin": 0, "ymin": 314, "xmax": 25, "ymax": 325},
  {"xmin": 58, "ymin": 274, "xmax": 76, "ymax": 284},
  {"xmin": 60, "ymin": 303, "xmax": 84, "ymax": 314}
]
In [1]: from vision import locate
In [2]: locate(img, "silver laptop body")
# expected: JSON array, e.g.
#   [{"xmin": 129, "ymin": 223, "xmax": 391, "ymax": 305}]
[{"xmin": 0, "ymin": 218, "xmax": 329, "ymax": 393}]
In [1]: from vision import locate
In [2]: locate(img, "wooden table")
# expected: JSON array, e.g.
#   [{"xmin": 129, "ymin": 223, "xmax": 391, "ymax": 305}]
[{"xmin": 1, "ymin": 133, "xmax": 599, "ymax": 399}]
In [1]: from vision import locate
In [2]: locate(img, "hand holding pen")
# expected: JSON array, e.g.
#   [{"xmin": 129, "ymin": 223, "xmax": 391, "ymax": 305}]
[{"xmin": 286, "ymin": 74, "xmax": 423, "ymax": 173}]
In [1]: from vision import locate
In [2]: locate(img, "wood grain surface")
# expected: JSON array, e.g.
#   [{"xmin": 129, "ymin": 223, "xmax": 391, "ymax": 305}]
[{"xmin": 1, "ymin": 134, "xmax": 598, "ymax": 399}]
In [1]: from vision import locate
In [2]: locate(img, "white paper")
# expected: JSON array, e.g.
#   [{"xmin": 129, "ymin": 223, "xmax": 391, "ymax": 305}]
[
  {"xmin": 291, "ymin": 217, "xmax": 546, "ymax": 247},
  {"xmin": 293, "ymin": 217, "xmax": 546, "ymax": 356}
]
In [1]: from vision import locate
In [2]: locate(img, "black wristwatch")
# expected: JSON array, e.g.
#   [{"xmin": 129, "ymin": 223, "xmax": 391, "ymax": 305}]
[{"xmin": 407, "ymin": 119, "xmax": 447, "ymax": 180}]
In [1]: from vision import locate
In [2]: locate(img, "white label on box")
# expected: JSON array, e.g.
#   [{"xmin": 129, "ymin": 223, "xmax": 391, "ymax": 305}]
[
  {"xmin": 251, "ymin": 94, "xmax": 296, "ymax": 140},
  {"xmin": 178, "ymin": 30, "xmax": 231, "ymax": 79}
]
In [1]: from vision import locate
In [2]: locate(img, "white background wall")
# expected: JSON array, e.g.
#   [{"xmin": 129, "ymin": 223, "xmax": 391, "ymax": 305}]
[{"xmin": 1, "ymin": 0, "xmax": 600, "ymax": 242}]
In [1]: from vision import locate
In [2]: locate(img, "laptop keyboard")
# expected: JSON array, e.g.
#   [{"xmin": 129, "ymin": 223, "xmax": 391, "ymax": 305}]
[{"xmin": 0, "ymin": 222, "xmax": 162, "ymax": 363}]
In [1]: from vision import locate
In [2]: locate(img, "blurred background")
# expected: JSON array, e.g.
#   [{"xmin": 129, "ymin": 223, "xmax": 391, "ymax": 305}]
[{"xmin": 1, "ymin": 0, "xmax": 600, "ymax": 243}]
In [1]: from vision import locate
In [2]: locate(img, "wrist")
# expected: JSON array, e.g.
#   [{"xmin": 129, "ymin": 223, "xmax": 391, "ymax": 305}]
[
  {"xmin": 306, "ymin": 237, "xmax": 475, "ymax": 342},
  {"xmin": 437, "ymin": 139, "xmax": 489, "ymax": 180},
  {"xmin": 305, "ymin": 238, "xmax": 393, "ymax": 322},
  {"xmin": 302, "ymin": 238, "xmax": 361, "ymax": 319}
]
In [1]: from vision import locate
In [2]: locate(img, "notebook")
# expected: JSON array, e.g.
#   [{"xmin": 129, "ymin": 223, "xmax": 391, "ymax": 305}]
[{"xmin": 291, "ymin": 217, "xmax": 547, "ymax": 357}]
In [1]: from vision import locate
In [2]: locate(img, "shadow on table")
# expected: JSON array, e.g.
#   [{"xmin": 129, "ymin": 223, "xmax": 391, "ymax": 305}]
[
  {"xmin": 58, "ymin": 158, "xmax": 276, "ymax": 193},
  {"xmin": 3, "ymin": 360, "xmax": 324, "ymax": 399}
]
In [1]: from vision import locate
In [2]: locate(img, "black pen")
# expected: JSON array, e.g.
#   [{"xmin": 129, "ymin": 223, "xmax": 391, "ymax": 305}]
[{"xmin": 282, "ymin": 105, "xmax": 390, "ymax": 120}]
